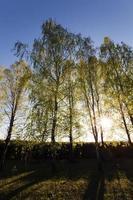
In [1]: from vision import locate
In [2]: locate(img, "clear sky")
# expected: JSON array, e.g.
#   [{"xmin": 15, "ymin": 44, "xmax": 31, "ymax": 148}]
[{"xmin": 0, "ymin": 0, "xmax": 133, "ymax": 67}]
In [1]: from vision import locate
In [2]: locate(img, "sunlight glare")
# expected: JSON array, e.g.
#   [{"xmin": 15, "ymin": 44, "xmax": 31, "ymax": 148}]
[{"xmin": 100, "ymin": 117, "xmax": 113, "ymax": 130}]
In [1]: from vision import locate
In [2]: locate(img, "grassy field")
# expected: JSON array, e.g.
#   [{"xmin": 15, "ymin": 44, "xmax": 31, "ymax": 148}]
[{"xmin": 0, "ymin": 158, "xmax": 133, "ymax": 200}]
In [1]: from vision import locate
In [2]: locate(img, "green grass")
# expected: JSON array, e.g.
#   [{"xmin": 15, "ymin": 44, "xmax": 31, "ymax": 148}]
[{"xmin": 0, "ymin": 158, "xmax": 133, "ymax": 199}]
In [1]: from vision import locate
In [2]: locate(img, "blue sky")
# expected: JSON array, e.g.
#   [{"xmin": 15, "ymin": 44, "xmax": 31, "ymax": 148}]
[{"xmin": 0, "ymin": 0, "xmax": 133, "ymax": 67}]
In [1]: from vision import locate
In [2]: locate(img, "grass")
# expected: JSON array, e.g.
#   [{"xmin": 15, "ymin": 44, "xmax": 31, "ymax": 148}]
[{"xmin": 0, "ymin": 158, "xmax": 133, "ymax": 199}]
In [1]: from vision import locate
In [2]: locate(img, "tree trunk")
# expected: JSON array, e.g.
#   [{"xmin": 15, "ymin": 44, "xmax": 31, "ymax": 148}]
[
  {"xmin": 69, "ymin": 130, "xmax": 73, "ymax": 160},
  {"xmin": 95, "ymin": 140, "xmax": 103, "ymax": 172},
  {"xmin": 41, "ymin": 111, "xmax": 48, "ymax": 142},
  {"xmin": 119, "ymin": 102, "xmax": 132, "ymax": 145},
  {"xmin": 51, "ymin": 96, "xmax": 58, "ymax": 143},
  {"xmin": 100, "ymin": 128, "xmax": 104, "ymax": 146},
  {"xmin": 69, "ymin": 110, "xmax": 73, "ymax": 160},
  {"xmin": 115, "ymin": 81, "xmax": 132, "ymax": 145},
  {"xmin": 1, "ymin": 113, "xmax": 15, "ymax": 169},
  {"xmin": 125, "ymin": 103, "xmax": 133, "ymax": 127},
  {"xmin": 69, "ymin": 86, "xmax": 74, "ymax": 160},
  {"xmin": 97, "ymin": 101, "xmax": 104, "ymax": 146},
  {"xmin": 129, "ymin": 115, "xmax": 133, "ymax": 127}
]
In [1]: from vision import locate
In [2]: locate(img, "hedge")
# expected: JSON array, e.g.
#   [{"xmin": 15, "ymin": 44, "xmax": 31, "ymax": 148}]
[{"xmin": 0, "ymin": 140, "xmax": 133, "ymax": 161}]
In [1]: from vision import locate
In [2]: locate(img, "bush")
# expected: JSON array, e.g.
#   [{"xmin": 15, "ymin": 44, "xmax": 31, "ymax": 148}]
[{"xmin": 0, "ymin": 140, "xmax": 133, "ymax": 161}]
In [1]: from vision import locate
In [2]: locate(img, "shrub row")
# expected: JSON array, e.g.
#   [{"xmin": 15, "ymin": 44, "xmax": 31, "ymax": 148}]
[{"xmin": 0, "ymin": 140, "xmax": 133, "ymax": 160}]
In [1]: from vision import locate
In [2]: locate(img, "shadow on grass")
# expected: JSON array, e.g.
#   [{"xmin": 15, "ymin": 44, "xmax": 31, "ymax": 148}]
[
  {"xmin": 83, "ymin": 171, "xmax": 105, "ymax": 200},
  {"xmin": 83, "ymin": 159, "xmax": 130, "ymax": 200},
  {"xmin": 0, "ymin": 159, "xmax": 133, "ymax": 200},
  {"xmin": 0, "ymin": 159, "xmax": 96, "ymax": 200},
  {"xmin": 118, "ymin": 159, "xmax": 133, "ymax": 199}
]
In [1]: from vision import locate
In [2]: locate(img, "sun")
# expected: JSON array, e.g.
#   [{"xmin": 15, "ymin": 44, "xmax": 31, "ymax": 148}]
[{"xmin": 100, "ymin": 117, "xmax": 113, "ymax": 130}]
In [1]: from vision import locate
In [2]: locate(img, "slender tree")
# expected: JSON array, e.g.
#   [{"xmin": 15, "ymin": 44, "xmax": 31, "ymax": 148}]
[
  {"xmin": 31, "ymin": 19, "xmax": 77, "ymax": 143},
  {"xmin": 0, "ymin": 61, "xmax": 31, "ymax": 168},
  {"xmin": 100, "ymin": 38, "xmax": 132, "ymax": 145},
  {"xmin": 78, "ymin": 37, "xmax": 104, "ymax": 170}
]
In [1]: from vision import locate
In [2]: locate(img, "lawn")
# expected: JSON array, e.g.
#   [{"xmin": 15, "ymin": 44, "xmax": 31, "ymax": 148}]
[{"xmin": 0, "ymin": 158, "xmax": 133, "ymax": 200}]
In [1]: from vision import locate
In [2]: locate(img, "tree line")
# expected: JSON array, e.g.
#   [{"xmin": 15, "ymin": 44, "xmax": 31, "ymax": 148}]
[{"xmin": 0, "ymin": 19, "xmax": 133, "ymax": 168}]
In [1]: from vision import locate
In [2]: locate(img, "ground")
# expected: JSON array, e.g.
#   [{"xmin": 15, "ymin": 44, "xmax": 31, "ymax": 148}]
[{"xmin": 0, "ymin": 158, "xmax": 133, "ymax": 200}]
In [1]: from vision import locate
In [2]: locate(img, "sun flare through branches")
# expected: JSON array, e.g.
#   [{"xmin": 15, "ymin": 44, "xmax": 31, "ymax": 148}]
[{"xmin": 100, "ymin": 117, "xmax": 113, "ymax": 130}]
